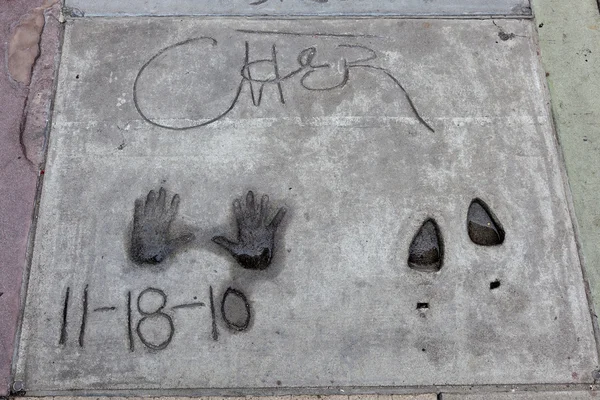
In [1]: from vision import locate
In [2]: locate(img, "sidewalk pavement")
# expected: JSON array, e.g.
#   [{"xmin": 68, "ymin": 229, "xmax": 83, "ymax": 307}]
[
  {"xmin": 2, "ymin": 0, "xmax": 600, "ymax": 398},
  {"xmin": 0, "ymin": 0, "xmax": 61, "ymax": 396},
  {"xmin": 532, "ymin": 0, "xmax": 600, "ymax": 322}
]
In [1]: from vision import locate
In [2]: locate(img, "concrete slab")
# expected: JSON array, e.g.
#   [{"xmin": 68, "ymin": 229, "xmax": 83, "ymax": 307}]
[
  {"xmin": 64, "ymin": 0, "xmax": 532, "ymax": 17},
  {"xmin": 532, "ymin": 0, "xmax": 600, "ymax": 330},
  {"xmin": 442, "ymin": 391, "xmax": 598, "ymax": 399},
  {"xmin": 14, "ymin": 17, "xmax": 597, "ymax": 394},
  {"xmin": 0, "ymin": 0, "xmax": 61, "ymax": 396},
  {"xmin": 20, "ymin": 396, "xmax": 437, "ymax": 400}
]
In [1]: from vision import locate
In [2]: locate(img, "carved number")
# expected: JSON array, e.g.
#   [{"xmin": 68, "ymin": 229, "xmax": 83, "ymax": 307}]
[{"xmin": 136, "ymin": 287, "xmax": 175, "ymax": 350}]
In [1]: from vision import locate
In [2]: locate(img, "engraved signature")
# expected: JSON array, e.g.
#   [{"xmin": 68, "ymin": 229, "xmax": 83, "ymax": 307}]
[{"xmin": 133, "ymin": 35, "xmax": 434, "ymax": 132}]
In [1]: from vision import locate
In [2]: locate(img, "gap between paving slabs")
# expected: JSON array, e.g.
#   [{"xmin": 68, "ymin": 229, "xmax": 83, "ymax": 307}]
[
  {"xmin": 60, "ymin": 0, "xmax": 532, "ymax": 17},
  {"xmin": 15, "ymin": 397, "xmax": 436, "ymax": 400},
  {"xmin": 441, "ymin": 391, "xmax": 599, "ymax": 399}
]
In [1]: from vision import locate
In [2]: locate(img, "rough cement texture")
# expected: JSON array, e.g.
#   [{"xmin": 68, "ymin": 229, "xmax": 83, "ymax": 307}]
[
  {"xmin": 532, "ymin": 0, "xmax": 600, "ymax": 328},
  {"xmin": 64, "ymin": 0, "xmax": 531, "ymax": 17},
  {"xmin": 19, "ymin": 396, "xmax": 436, "ymax": 400},
  {"xmin": 0, "ymin": 0, "xmax": 61, "ymax": 396},
  {"xmin": 15, "ymin": 18, "xmax": 597, "ymax": 393},
  {"xmin": 442, "ymin": 391, "xmax": 598, "ymax": 399}
]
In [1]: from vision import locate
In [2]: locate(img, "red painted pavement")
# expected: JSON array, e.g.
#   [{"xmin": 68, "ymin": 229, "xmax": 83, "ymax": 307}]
[{"xmin": 0, "ymin": 0, "xmax": 60, "ymax": 395}]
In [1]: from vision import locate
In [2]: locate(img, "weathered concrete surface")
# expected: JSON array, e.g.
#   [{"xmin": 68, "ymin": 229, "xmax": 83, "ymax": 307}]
[
  {"xmin": 20, "ymin": 396, "xmax": 437, "ymax": 400},
  {"xmin": 65, "ymin": 0, "xmax": 532, "ymax": 17},
  {"xmin": 532, "ymin": 0, "xmax": 600, "ymax": 329},
  {"xmin": 15, "ymin": 18, "xmax": 597, "ymax": 393},
  {"xmin": 0, "ymin": 0, "xmax": 61, "ymax": 396},
  {"xmin": 442, "ymin": 391, "xmax": 598, "ymax": 399}
]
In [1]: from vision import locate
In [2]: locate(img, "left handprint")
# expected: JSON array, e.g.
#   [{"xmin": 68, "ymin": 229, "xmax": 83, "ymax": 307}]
[{"xmin": 131, "ymin": 187, "xmax": 195, "ymax": 264}]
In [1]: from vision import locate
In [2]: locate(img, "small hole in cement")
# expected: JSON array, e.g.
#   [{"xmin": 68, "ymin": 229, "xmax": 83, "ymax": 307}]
[
  {"xmin": 76, "ymin": 74, "xmax": 80, "ymax": 79},
  {"xmin": 416, "ymin": 302, "xmax": 429, "ymax": 310},
  {"xmin": 421, "ymin": 348, "xmax": 426, "ymax": 352},
  {"xmin": 276, "ymin": 380, "xmax": 282, "ymax": 386},
  {"xmin": 490, "ymin": 280, "xmax": 501, "ymax": 290}
]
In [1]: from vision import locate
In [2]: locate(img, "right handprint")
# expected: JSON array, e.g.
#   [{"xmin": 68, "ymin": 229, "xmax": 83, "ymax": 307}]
[{"xmin": 212, "ymin": 191, "xmax": 286, "ymax": 270}]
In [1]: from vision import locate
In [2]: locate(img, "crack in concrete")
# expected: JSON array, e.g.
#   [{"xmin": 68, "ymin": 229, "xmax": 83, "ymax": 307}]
[{"xmin": 17, "ymin": 93, "xmax": 36, "ymax": 168}]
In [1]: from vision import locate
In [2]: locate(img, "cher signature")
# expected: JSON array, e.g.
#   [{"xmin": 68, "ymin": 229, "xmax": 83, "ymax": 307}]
[{"xmin": 133, "ymin": 36, "xmax": 434, "ymax": 132}]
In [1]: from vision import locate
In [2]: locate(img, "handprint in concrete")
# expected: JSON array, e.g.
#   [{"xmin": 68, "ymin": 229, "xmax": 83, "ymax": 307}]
[
  {"xmin": 130, "ymin": 187, "xmax": 195, "ymax": 265},
  {"xmin": 213, "ymin": 191, "xmax": 286, "ymax": 270}
]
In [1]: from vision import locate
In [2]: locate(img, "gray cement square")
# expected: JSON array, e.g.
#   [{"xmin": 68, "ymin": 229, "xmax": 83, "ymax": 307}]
[
  {"xmin": 65, "ymin": 0, "xmax": 532, "ymax": 17},
  {"xmin": 14, "ymin": 17, "xmax": 598, "ymax": 394}
]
